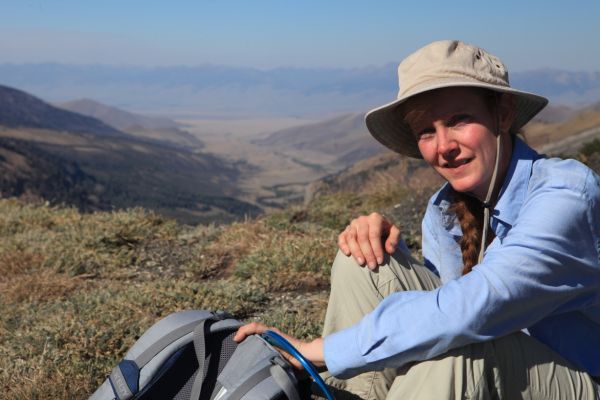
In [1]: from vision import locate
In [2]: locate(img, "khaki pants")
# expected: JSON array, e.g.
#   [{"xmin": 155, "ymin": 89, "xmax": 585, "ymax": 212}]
[{"xmin": 320, "ymin": 250, "xmax": 599, "ymax": 399}]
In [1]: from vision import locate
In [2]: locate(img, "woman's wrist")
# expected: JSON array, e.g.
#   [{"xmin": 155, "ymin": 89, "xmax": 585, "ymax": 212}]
[{"xmin": 298, "ymin": 337, "xmax": 326, "ymax": 368}]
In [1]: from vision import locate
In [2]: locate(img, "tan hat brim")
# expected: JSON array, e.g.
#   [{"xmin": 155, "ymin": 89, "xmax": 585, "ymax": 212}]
[{"xmin": 365, "ymin": 81, "xmax": 548, "ymax": 158}]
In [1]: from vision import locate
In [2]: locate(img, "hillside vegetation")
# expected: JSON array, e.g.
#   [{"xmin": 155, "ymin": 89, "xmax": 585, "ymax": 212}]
[{"xmin": 0, "ymin": 179, "xmax": 428, "ymax": 399}]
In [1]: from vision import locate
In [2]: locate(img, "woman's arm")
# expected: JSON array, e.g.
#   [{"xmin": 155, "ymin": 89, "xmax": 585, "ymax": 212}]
[{"xmin": 324, "ymin": 164, "xmax": 600, "ymax": 378}]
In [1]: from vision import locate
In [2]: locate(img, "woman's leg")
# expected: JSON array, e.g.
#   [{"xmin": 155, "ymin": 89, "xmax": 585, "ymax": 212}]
[
  {"xmin": 386, "ymin": 332, "xmax": 598, "ymax": 399},
  {"xmin": 320, "ymin": 249, "xmax": 598, "ymax": 399},
  {"xmin": 320, "ymin": 249, "xmax": 441, "ymax": 400}
]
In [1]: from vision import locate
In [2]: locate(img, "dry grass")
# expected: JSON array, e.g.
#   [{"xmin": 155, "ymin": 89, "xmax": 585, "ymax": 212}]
[{"xmin": 0, "ymin": 197, "xmax": 342, "ymax": 398}]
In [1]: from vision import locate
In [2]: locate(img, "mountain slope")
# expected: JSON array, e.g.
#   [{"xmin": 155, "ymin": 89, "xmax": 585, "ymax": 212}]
[
  {"xmin": 58, "ymin": 98, "xmax": 202, "ymax": 148},
  {"xmin": 0, "ymin": 84, "xmax": 125, "ymax": 137},
  {"xmin": 523, "ymin": 101, "xmax": 600, "ymax": 150},
  {"xmin": 0, "ymin": 85, "xmax": 258, "ymax": 223},
  {"xmin": 0, "ymin": 137, "xmax": 103, "ymax": 210},
  {"xmin": 254, "ymin": 112, "xmax": 386, "ymax": 169}
]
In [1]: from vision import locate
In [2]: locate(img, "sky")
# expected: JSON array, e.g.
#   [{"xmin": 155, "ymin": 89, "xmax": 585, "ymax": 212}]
[{"xmin": 0, "ymin": 0, "xmax": 599, "ymax": 71}]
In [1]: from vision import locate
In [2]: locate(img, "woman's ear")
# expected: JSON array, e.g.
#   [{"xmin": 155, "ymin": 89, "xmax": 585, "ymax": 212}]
[{"xmin": 498, "ymin": 94, "xmax": 516, "ymax": 133}]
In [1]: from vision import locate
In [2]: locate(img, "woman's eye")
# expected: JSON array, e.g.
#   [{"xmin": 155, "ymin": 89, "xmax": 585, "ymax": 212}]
[{"xmin": 418, "ymin": 128, "xmax": 436, "ymax": 139}]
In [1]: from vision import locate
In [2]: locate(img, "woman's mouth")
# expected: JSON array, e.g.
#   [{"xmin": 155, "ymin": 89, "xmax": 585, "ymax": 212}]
[{"xmin": 443, "ymin": 158, "xmax": 472, "ymax": 169}]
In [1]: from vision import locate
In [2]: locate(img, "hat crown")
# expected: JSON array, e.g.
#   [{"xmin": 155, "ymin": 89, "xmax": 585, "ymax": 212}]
[
  {"xmin": 365, "ymin": 39, "xmax": 548, "ymax": 158},
  {"xmin": 397, "ymin": 40, "xmax": 510, "ymax": 99}
]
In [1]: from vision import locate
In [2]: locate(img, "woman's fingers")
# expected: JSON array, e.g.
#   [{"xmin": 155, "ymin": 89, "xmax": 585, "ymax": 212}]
[
  {"xmin": 355, "ymin": 215, "xmax": 380, "ymax": 269},
  {"xmin": 367, "ymin": 213, "xmax": 388, "ymax": 266},
  {"xmin": 337, "ymin": 225, "xmax": 352, "ymax": 256},
  {"xmin": 338, "ymin": 213, "xmax": 401, "ymax": 269},
  {"xmin": 385, "ymin": 224, "xmax": 401, "ymax": 254},
  {"xmin": 345, "ymin": 225, "xmax": 367, "ymax": 266},
  {"xmin": 233, "ymin": 321, "xmax": 269, "ymax": 342}
]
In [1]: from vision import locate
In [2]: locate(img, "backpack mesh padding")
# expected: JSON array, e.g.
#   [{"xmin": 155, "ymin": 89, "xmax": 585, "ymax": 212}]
[
  {"xmin": 134, "ymin": 328, "xmax": 238, "ymax": 400},
  {"xmin": 205, "ymin": 331, "xmax": 238, "ymax": 400}
]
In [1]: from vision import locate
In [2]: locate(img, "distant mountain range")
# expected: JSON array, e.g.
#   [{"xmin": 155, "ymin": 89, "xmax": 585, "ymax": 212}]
[
  {"xmin": 1, "ymin": 64, "xmax": 598, "ymax": 117},
  {"xmin": 0, "ymin": 85, "xmax": 258, "ymax": 223}
]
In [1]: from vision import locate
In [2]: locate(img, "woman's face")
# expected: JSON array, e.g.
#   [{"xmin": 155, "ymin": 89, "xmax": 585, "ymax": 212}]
[{"xmin": 405, "ymin": 87, "xmax": 513, "ymax": 200}]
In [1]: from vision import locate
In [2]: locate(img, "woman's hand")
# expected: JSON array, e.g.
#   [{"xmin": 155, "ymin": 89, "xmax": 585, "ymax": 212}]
[
  {"xmin": 338, "ymin": 212, "xmax": 401, "ymax": 270},
  {"xmin": 234, "ymin": 322, "xmax": 325, "ymax": 369}
]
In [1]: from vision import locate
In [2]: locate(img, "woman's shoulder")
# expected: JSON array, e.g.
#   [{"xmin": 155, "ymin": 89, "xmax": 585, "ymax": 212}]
[{"xmin": 530, "ymin": 156, "xmax": 599, "ymax": 197}]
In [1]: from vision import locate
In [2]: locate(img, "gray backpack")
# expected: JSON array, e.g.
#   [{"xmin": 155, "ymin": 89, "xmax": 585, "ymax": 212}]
[{"xmin": 89, "ymin": 310, "xmax": 302, "ymax": 400}]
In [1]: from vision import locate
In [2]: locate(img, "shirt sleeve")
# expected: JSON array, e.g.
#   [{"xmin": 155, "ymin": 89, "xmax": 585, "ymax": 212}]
[{"xmin": 323, "ymin": 167, "xmax": 600, "ymax": 378}]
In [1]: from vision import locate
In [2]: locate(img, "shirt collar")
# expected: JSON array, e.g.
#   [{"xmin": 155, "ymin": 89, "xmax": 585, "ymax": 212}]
[{"xmin": 493, "ymin": 137, "xmax": 539, "ymax": 227}]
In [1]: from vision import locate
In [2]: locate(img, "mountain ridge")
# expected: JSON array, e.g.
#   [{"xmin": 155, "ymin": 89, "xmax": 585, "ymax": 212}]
[
  {"xmin": 58, "ymin": 98, "xmax": 203, "ymax": 148},
  {"xmin": 0, "ymin": 84, "xmax": 126, "ymax": 137}
]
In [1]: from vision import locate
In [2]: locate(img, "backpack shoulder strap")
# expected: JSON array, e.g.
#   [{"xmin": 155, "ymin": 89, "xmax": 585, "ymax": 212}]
[
  {"xmin": 270, "ymin": 362, "xmax": 301, "ymax": 400},
  {"xmin": 190, "ymin": 317, "xmax": 242, "ymax": 400}
]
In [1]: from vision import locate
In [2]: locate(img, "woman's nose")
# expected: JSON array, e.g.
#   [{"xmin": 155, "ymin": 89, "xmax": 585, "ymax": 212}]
[{"xmin": 437, "ymin": 128, "xmax": 459, "ymax": 158}]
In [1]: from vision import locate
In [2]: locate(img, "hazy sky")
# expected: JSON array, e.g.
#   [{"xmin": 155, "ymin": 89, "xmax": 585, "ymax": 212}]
[{"xmin": 1, "ymin": 0, "xmax": 599, "ymax": 71}]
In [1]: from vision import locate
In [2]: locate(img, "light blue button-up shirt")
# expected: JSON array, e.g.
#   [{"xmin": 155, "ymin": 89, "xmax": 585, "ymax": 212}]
[{"xmin": 324, "ymin": 138, "xmax": 600, "ymax": 378}]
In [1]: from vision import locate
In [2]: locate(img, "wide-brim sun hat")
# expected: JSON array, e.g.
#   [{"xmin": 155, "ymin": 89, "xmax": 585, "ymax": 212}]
[{"xmin": 365, "ymin": 40, "xmax": 549, "ymax": 158}]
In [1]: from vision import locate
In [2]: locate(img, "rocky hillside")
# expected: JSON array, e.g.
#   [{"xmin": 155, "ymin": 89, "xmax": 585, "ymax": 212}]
[
  {"xmin": 524, "ymin": 101, "xmax": 600, "ymax": 150},
  {"xmin": 0, "ymin": 137, "xmax": 102, "ymax": 210}
]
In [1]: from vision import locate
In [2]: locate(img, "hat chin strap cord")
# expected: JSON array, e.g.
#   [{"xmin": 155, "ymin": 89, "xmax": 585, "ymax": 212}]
[{"xmin": 477, "ymin": 110, "xmax": 503, "ymax": 264}]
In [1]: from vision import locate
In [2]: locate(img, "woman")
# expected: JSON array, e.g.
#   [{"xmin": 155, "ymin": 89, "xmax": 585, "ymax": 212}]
[{"xmin": 235, "ymin": 40, "xmax": 600, "ymax": 399}]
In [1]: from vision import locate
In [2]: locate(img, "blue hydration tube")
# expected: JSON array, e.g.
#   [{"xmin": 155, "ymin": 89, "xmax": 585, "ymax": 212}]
[{"xmin": 262, "ymin": 330, "xmax": 335, "ymax": 400}]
